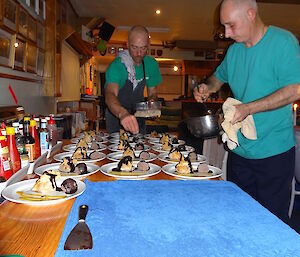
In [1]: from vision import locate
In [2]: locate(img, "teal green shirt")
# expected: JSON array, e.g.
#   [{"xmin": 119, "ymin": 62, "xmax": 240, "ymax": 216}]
[
  {"xmin": 105, "ymin": 55, "xmax": 162, "ymax": 89},
  {"xmin": 216, "ymin": 26, "xmax": 300, "ymax": 159}
]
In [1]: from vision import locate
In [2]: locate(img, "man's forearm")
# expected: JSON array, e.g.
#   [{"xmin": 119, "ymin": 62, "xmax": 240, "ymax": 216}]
[
  {"xmin": 147, "ymin": 87, "xmax": 158, "ymax": 101},
  {"xmin": 105, "ymin": 92, "xmax": 129, "ymax": 119},
  {"xmin": 246, "ymin": 84, "xmax": 300, "ymax": 115},
  {"xmin": 206, "ymin": 74, "xmax": 224, "ymax": 93}
]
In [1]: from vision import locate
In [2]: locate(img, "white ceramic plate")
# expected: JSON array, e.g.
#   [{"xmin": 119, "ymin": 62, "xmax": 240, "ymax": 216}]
[
  {"xmin": 158, "ymin": 152, "xmax": 206, "ymax": 164},
  {"xmin": 106, "ymin": 152, "xmax": 157, "ymax": 162},
  {"xmin": 144, "ymin": 133, "xmax": 162, "ymax": 139},
  {"xmin": 34, "ymin": 162, "xmax": 100, "ymax": 179},
  {"xmin": 53, "ymin": 152, "xmax": 106, "ymax": 163},
  {"xmin": 78, "ymin": 131, "xmax": 109, "ymax": 138},
  {"xmin": 108, "ymin": 143, "xmax": 150, "ymax": 152},
  {"xmin": 2, "ymin": 178, "xmax": 86, "ymax": 206},
  {"xmin": 148, "ymin": 138, "xmax": 185, "ymax": 145},
  {"xmin": 151, "ymin": 144, "xmax": 194, "ymax": 153},
  {"xmin": 109, "ymin": 138, "xmax": 146, "ymax": 144},
  {"xmin": 162, "ymin": 163, "xmax": 222, "ymax": 180},
  {"xmin": 100, "ymin": 162, "xmax": 161, "ymax": 180},
  {"xmin": 71, "ymin": 137, "xmax": 108, "ymax": 144},
  {"xmin": 109, "ymin": 132, "xmax": 144, "ymax": 139},
  {"xmin": 63, "ymin": 143, "xmax": 106, "ymax": 153}
]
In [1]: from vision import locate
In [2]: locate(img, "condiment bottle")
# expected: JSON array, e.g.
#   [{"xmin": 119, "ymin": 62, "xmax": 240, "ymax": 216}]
[
  {"xmin": 0, "ymin": 134, "xmax": 13, "ymax": 180},
  {"xmin": 12, "ymin": 122, "xmax": 25, "ymax": 155},
  {"xmin": 1, "ymin": 122, "xmax": 6, "ymax": 138},
  {"xmin": 40, "ymin": 119, "xmax": 49, "ymax": 155},
  {"xmin": 47, "ymin": 115, "xmax": 58, "ymax": 146},
  {"xmin": 23, "ymin": 117, "xmax": 35, "ymax": 163},
  {"xmin": 6, "ymin": 127, "xmax": 21, "ymax": 173},
  {"xmin": 30, "ymin": 119, "xmax": 41, "ymax": 159}
]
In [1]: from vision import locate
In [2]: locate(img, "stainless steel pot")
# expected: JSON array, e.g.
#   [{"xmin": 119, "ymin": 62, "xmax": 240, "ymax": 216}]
[{"xmin": 185, "ymin": 114, "xmax": 220, "ymax": 138}]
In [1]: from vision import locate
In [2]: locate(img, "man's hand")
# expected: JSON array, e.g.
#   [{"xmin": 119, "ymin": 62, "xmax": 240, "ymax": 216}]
[
  {"xmin": 120, "ymin": 112, "xmax": 139, "ymax": 134},
  {"xmin": 193, "ymin": 84, "xmax": 210, "ymax": 102},
  {"xmin": 231, "ymin": 104, "xmax": 250, "ymax": 124}
]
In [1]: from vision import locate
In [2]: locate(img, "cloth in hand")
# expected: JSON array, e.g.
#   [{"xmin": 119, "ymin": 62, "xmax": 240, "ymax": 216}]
[{"xmin": 221, "ymin": 97, "xmax": 257, "ymax": 150}]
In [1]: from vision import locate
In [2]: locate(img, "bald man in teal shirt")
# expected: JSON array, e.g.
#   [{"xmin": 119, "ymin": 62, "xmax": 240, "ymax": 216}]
[{"xmin": 194, "ymin": 0, "xmax": 300, "ymax": 223}]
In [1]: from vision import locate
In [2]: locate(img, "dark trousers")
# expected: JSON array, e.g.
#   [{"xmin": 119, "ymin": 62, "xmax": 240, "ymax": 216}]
[{"xmin": 227, "ymin": 147, "xmax": 295, "ymax": 223}]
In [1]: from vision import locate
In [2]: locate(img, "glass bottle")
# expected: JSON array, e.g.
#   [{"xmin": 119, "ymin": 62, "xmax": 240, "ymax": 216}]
[
  {"xmin": 30, "ymin": 119, "xmax": 41, "ymax": 159},
  {"xmin": 23, "ymin": 117, "xmax": 35, "ymax": 163},
  {"xmin": 6, "ymin": 126, "xmax": 21, "ymax": 173}
]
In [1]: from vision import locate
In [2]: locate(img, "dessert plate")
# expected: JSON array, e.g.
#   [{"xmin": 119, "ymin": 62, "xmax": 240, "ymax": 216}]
[
  {"xmin": 2, "ymin": 178, "xmax": 86, "ymax": 206},
  {"xmin": 148, "ymin": 138, "xmax": 185, "ymax": 145},
  {"xmin": 53, "ymin": 152, "xmax": 106, "ymax": 163},
  {"xmin": 63, "ymin": 143, "xmax": 106, "ymax": 153},
  {"xmin": 162, "ymin": 163, "xmax": 222, "ymax": 180},
  {"xmin": 108, "ymin": 143, "xmax": 150, "ymax": 152},
  {"xmin": 151, "ymin": 144, "xmax": 194, "ymax": 153},
  {"xmin": 100, "ymin": 162, "xmax": 161, "ymax": 180},
  {"xmin": 71, "ymin": 137, "xmax": 108, "ymax": 144},
  {"xmin": 34, "ymin": 163, "xmax": 100, "ymax": 179},
  {"xmin": 158, "ymin": 152, "xmax": 206, "ymax": 164},
  {"xmin": 106, "ymin": 152, "xmax": 157, "ymax": 162}
]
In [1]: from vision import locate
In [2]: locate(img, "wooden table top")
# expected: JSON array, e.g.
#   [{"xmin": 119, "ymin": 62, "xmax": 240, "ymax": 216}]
[{"xmin": 0, "ymin": 139, "xmax": 219, "ymax": 257}]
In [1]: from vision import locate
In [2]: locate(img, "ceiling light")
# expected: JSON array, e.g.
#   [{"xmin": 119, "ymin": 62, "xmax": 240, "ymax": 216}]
[
  {"xmin": 14, "ymin": 42, "xmax": 19, "ymax": 48},
  {"xmin": 173, "ymin": 65, "xmax": 179, "ymax": 72},
  {"xmin": 155, "ymin": 9, "xmax": 161, "ymax": 15}
]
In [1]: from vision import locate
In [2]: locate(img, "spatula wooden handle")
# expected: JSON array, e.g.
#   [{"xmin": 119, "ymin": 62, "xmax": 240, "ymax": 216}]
[{"xmin": 79, "ymin": 205, "xmax": 88, "ymax": 221}]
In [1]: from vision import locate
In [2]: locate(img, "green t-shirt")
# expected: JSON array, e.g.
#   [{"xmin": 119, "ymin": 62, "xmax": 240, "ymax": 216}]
[
  {"xmin": 215, "ymin": 26, "xmax": 300, "ymax": 159},
  {"xmin": 105, "ymin": 55, "xmax": 162, "ymax": 89}
]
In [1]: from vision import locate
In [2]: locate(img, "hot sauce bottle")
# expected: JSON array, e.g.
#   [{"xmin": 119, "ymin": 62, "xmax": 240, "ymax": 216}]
[
  {"xmin": 0, "ymin": 133, "xmax": 13, "ymax": 180},
  {"xmin": 30, "ymin": 119, "xmax": 41, "ymax": 159},
  {"xmin": 6, "ymin": 127, "xmax": 21, "ymax": 173},
  {"xmin": 23, "ymin": 117, "xmax": 35, "ymax": 163}
]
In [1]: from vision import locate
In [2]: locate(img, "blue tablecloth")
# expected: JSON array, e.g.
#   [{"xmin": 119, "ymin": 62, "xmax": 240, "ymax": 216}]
[{"xmin": 55, "ymin": 180, "xmax": 300, "ymax": 257}]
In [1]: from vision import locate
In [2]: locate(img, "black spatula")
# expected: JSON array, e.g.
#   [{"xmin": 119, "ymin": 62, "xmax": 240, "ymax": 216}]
[{"xmin": 64, "ymin": 205, "xmax": 93, "ymax": 250}]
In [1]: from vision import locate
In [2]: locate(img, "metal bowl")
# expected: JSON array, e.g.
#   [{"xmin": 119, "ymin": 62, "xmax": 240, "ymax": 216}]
[
  {"xmin": 135, "ymin": 101, "xmax": 161, "ymax": 111},
  {"xmin": 185, "ymin": 114, "xmax": 220, "ymax": 138}
]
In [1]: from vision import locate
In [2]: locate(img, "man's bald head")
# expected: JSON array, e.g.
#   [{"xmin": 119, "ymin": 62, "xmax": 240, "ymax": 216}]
[
  {"xmin": 221, "ymin": 0, "xmax": 257, "ymax": 12},
  {"xmin": 128, "ymin": 25, "xmax": 150, "ymax": 44}
]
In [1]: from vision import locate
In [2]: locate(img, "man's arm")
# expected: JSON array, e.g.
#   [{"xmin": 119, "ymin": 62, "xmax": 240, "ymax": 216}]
[
  {"xmin": 233, "ymin": 84, "xmax": 300, "ymax": 123},
  {"xmin": 105, "ymin": 83, "xmax": 139, "ymax": 134},
  {"xmin": 193, "ymin": 74, "xmax": 224, "ymax": 102},
  {"xmin": 147, "ymin": 86, "xmax": 158, "ymax": 101}
]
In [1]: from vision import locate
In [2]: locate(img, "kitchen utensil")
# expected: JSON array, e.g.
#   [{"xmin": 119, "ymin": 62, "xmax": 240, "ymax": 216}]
[
  {"xmin": 64, "ymin": 205, "xmax": 93, "ymax": 250},
  {"xmin": 135, "ymin": 101, "xmax": 161, "ymax": 117},
  {"xmin": 185, "ymin": 114, "xmax": 220, "ymax": 138}
]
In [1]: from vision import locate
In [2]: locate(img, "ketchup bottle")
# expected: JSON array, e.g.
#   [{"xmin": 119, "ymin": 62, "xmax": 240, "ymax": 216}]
[
  {"xmin": 6, "ymin": 127, "xmax": 21, "ymax": 173},
  {"xmin": 0, "ymin": 133, "xmax": 13, "ymax": 180},
  {"xmin": 30, "ymin": 119, "xmax": 41, "ymax": 159}
]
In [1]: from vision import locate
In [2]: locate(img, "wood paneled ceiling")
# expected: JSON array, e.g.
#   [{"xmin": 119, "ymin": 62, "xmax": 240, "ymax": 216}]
[{"xmin": 69, "ymin": 0, "xmax": 300, "ymax": 46}]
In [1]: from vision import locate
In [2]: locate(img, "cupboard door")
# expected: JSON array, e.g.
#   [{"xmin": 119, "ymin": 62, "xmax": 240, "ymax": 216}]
[
  {"xmin": 36, "ymin": 48, "xmax": 44, "ymax": 76},
  {"xmin": 18, "ymin": 6, "xmax": 28, "ymax": 37},
  {"xmin": 3, "ymin": 0, "xmax": 17, "ymax": 31},
  {"xmin": 28, "ymin": 14, "xmax": 36, "ymax": 42},
  {"xmin": 14, "ymin": 38, "xmax": 25, "ymax": 70},
  {"xmin": 0, "ymin": 29, "xmax": 12, "ymax": 67},
  {"xmin": 37, "ymin": 21, "xmax": 44, "ymax": 49},
  {"xmin": 27, "ymin": 43, "xmax": 37, "ymax": 72}
]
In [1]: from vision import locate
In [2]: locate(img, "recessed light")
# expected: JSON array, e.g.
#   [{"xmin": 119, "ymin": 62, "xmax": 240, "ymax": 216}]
[
  {"xmin": 173, "ymin": 65, "xmax": 179, "ymax": 72},
  {"xmin": 155, "ymin": 9, "xmax": 161, "ymax": 15},
  {"xmin": 14, "ymin": 42, "xmax": 19, "ymax": 48}
]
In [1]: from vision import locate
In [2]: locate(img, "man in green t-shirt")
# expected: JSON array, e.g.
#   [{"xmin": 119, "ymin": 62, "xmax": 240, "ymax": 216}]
[
  {"xmin": 194, "ymin": 0, "xmax": 300, "ymax": 222},
  {"xmin": 105, "ymin": 25, "xmax": 162, "ymax": 134}
]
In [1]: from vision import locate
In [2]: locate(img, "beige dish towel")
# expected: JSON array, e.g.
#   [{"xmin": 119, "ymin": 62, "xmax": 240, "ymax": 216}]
[{"xmin": 221, "ymin": 97, "xmax": 257, "ymax": 150}]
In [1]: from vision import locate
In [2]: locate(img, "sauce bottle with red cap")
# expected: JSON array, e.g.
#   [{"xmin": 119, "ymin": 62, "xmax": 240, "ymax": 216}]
[
  {"xmin": 30, "ymin": 119, "xmax": 41, "ymax": 159},
  {"xmin": 0, "ymin": 132, "xmax": 13, "ymax": 180},
  {"xmin": 6, "ymin": 127, "xmax": 21, "ymax": 173}
]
